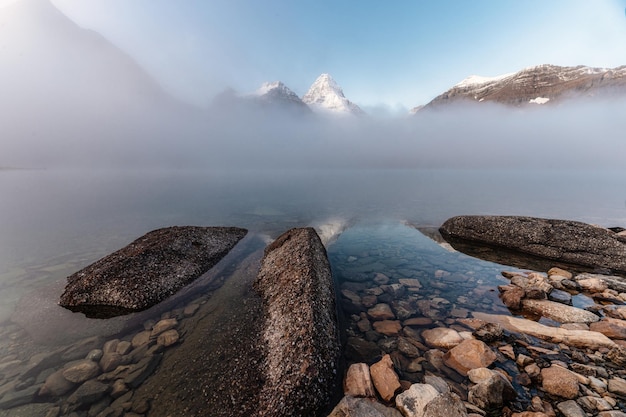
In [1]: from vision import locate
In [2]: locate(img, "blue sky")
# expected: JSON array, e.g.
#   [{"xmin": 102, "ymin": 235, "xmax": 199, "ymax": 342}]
[{"xmin": 48, "ymin": 0, "xmax": 626, "ymax": 112}]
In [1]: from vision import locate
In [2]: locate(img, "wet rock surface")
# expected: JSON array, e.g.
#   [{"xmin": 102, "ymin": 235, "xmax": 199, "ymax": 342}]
[
  {"xmin": 440, "ymin": 216, "xmax": 626, "ymax": 273},
  {"xmin": 254, "ymin": 227, "xmax": 341, "ymax": 417},
  {"xmin": 59, "ymin": 226, "xmax": 247, "ymax": 317}
]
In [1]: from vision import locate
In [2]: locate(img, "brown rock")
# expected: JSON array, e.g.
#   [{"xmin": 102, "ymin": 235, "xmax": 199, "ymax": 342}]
[
  {"xmin": 157, "ymin": 329, "xmax": 180, "ymax": 347},
  {"xmin": 403, "ymin": 317, "xmax": 433, "ymax": 327},
  {"xmin": 499, "ymin": 285, "xmax": 525, "ymax": 310},
  {"xmin": 151, "ymin": 318, "xmax": 178, "ymax": 337},
  {"xmin": 548, "ymin": 267, "xmax": 573, "ymax": 279},
  {"xmin": 541, "ymin": 365, "xmax": 579, "ymax": 399},
  {"xmin": 62, "ymin": 359, "xmax": 101, "ymax": 383},
  {"xmin": 577, "ymin": 276, "xmax": 609, "ymax": 293},
  {"xmin": 39, "ymin": 369, "xmax": 75, "ymax": 397},
  {"xmin": 443, "ymin": 339, "xmax": 496, "ymax": 376},
  {"xmin": 608, "ymin": 377, "xmax": 626, "ymax": 397},
  {"xmin": 373, "ymin": 320, "xmax": 402, "ymax": 336},
  {"xmin": 100, "ymin": 352, "xmax": 123, "ymax": 373},
  {"xmin": 344, "ymin": 363, "xmax": 376, "ymax": 398},
  {"xmin": 521, "ymin": 299, "xmax": 600, "ymax": 324},
  {"xmin": 368, "ymin": 304, "xmax": 395, "ymax": 321},
  {"xmin": 590, "ymin": 318, "xmax": 626, "ymax": 340},
  {"xmin": 422, "ymin": 327, "xmax": 464, "ymax": 349},
  {"xmin": 131, "ymin": 330, "xmax": 152, "ymax": 348},
  {"xmin": 472, "ymin": 312, "xmax": 615, "ymax": 350},
  {"xmin": 370, "ymin": 354, "xmax": 401, "ymax": 402}
]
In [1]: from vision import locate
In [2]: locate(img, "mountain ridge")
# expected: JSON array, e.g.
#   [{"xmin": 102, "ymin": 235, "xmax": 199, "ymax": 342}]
[{"xmin": 420, "ymin": 64, "xmax": 626, "ymax": 110}]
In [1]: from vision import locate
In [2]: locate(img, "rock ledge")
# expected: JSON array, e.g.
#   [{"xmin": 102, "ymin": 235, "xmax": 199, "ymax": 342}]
[
  {"xmin": 254, "ymin": 227, "xmax": 340, "ymax": 417},
  {"xmin": 440, "ymin": 215, "xmax": 626, "ymax": 273},
  {"xmin": 59, "ymin": 226, "xmax": 247, "ymax": 317}
]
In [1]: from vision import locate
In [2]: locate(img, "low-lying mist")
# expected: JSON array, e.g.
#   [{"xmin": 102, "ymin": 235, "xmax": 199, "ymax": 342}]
[{"xmin": 4, "ymin": 97, "xmax": 625, "ymax": 171}]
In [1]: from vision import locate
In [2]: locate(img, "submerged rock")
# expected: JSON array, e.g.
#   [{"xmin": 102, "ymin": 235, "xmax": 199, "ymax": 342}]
[
  {"xmin": 59, "ymin": 226, "xmax": 247, "ymax": 317},
  {"xmin": 254, "ymin": 227, "xmax": 340, "ymax": 417},
  {"xmin": 439, "ymin": 216, "xmax": 626, "ymax": 273}
]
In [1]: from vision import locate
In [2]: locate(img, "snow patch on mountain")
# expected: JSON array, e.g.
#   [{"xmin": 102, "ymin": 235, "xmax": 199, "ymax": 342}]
[
  {"xmin": 302, "ymin": 74, "xmax": 364, "ymax": 115},
  {"xmin": 454, "ymin": 72, "xmax": 514, "ymax": 88}
]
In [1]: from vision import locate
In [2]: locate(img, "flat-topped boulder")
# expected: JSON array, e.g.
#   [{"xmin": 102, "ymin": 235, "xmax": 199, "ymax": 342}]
[
  {"xmin": 440, "ymin": 216, "xmax": 626, "ymax": 273},
  {"xmin": 59, "ymin": 226, "xmax": 247, "ymax": 317},
  {"xmin": 254, "ymin": 227, "xmax": 340, "ymax": 417}
]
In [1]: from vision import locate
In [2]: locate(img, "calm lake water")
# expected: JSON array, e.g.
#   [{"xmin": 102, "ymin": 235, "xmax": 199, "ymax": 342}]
[{"xmin": 1, "ymin": 167, "xmax": 625, "ymax": 409}]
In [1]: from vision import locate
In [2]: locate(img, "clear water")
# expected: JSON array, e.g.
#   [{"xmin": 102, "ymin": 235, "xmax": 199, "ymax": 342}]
[{"xmin": 1, "ymin": 167, "xmax": 625, "ymax": 408}]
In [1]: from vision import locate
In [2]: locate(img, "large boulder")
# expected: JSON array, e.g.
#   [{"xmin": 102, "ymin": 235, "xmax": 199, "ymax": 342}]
[
  {"xmin": 59, "ymin": 226, "xmax": 247, "ymax": 317},
  {"xmin": 439, "ymin": 216, "xmax": 626, "ymax": 273},
  {"xmin": 254, "ymin": 227, "xmax": 340, "ymax": 417}
]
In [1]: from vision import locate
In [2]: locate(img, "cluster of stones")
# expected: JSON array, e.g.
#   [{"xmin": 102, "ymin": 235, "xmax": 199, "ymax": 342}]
[
  {"xmin": 0, "ymin": 299, "xmax": 201, "ymax": 417},
  {"xmin": 332, "ymin": 265, "xmax": 626, "ymax": 417}
]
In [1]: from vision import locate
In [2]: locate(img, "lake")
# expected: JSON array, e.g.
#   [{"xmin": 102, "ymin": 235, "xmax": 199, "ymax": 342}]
[{"xmin": 1, "ymin": 167, "xmax": 625, "ymax": 412}]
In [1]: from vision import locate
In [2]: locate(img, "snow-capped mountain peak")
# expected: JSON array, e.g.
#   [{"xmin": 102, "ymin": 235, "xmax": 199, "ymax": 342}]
[
  {"xmin": 302, "ymin": 73, "xmax": 364, "ymax": 115},
  {"xmin": 255, "ymin": 81, "xmax": 298, "ymax": 98},
  {"xmin": 249, "ymin": 80, "xmax": 310, "ymax": 113}
]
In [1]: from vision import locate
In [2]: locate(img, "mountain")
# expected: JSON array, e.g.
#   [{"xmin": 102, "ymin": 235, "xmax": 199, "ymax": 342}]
[
  {"xmin": 1, "ymin": 0, "xmax": 194, "ymax": 167},
  {"xmin": 302, "ymin": 74, "xmax": 365, "ymax": 115},
  {"xmin": 422, "ymin": 64, "xmax": 626, "ymax": 109},
  {"xmin": 252, "ymin": 81, "xmax": 311, "ymax": 114}
]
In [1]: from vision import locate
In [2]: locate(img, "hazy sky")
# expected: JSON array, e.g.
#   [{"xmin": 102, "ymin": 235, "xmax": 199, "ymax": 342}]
[{"xmin": 39, "ymin": 0, "xmax": 626, "ymax": 112}]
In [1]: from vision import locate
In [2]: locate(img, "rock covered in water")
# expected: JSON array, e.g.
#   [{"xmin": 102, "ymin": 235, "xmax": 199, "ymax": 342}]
[
  {"xmin": 439, "ymin": 216, "xmax": 626, "ymax": 273},
  {"xmin": 59, "ymin": 226, "xmax": 247, "ymax": 317},
  {"xmin": 254, "ymin": 227, "xmax": 340, "ymax": 417}
]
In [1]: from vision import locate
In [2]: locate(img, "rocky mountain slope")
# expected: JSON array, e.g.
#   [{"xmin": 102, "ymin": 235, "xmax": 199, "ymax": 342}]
[
  {"xmin": 422, "ymin": 64, "xmax": 626, "ymax": 109},
  {"xmin": 251, "ymin": 81, "xmax": 311, "ymax": 113},
  {"xmin": 302, "ymin": 74, "xmax": 365, "ymax": 115}
]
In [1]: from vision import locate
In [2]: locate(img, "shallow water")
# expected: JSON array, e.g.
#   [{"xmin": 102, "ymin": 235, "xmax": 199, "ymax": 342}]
[{"xmin": 1, "ymin": 167, "xmax": 626, "ymax": 411}]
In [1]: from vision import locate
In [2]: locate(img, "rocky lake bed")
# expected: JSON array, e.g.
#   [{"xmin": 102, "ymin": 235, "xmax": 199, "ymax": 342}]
[{"xmin": 1, "ymin": 217, "xmax": 626, "ymax": 416}]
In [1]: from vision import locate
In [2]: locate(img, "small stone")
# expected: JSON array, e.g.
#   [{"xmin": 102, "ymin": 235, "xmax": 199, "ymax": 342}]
[
  {"xmin": 399, "ymin": 278, "xmax": 422, "ymax": 288},
  {"xmin": 548, "ymin": 289, "xmax": 572, "ymax": 305},
  {"xmin": 556, "ymin": 400, "xmax": 586, "ymax": 417},
  {"xmin": 397, "ymin": 337, "xmax": 421, "ymax": 358},
  {"xmin": 499, "ymin": 285, "xmax": 525, "ymax": 310},
  {"xmin": 150, "ymin": 318, "xmax": 177, "ymax": 337},
  {"xmin": 116, "ymin": 341, "xmax": 132, "ymax": 355},
  {"xmin": 468, "ymin": 367, "xmax": 516, "ymax": 410},
  {"xmin": 157, "ymin": 329, "xmax": 180, "ymax": 347},
  {"xmin": 548, "ymin": 267, "xmax": 573, "ymax": 279},
  {"xmin": 473, "ymin": 322, "xmax": 503, "ymax": 342},
  {"xmin": 395, "ymin": 383, "xmax": 440, "ymax": 416},
  {"xmin": 577, "ymin": 276, "xmax": 608, "ymax": 293},
  {"xmin": 403, "ymin": 317, "xmax": 433, "ymax": 327},
  {"xmin": 372, "ymin": 320, "xmax": 402, "ymax": 336},
  {"xmin": 67, "ymin": 379, "xmax": 110, "ymax": 405},
  {"xmin": 62, "ymin": 359, "xmax": 101, "ymax": 383},
  {"xmin": 541, "ymin": 365, "xmax": 579, "ymax": 399},
  {"xmin": 357, "ymin": 318, "xmax": 372, "ymax": 333},
  {"xmin": 344, "ymin": 363, "xmax": 376, "ymax": 397},
  {"xmin": 368, "ymin": 303, "xmax": 395, "ymax": 321},
  {"xmin": 183, "ymin": 303, "xmax": 200, "ymax": 316},
  {"xmin": 86, "ymin": 349, "xmax": 103, "ymax": 362},
  {"xmin": 373, "ymin": 273, "xmax": 390, "ymax": 285},
  {"xmin": 103, "ymin": 339, "xmax": 120, "ymax": 354},
  {"xmin": 590, "ymin": 318, "xmax": 626, "ymax": 339},
  {"xmin": 110, "ymin": 379, "xmax": 129, "ymax": 398},
  {"xmin": 38, "ymin": 369, "xmax": 75, "ymax": 397},
  {"xmin": 131, "ymin": 330, "xmax": 152, "ymax": 348},
  {"xmin": 370, "ymin": 354, "xmax": 401, "ymax": 402},
  {"xmin": 608, "ymin": 377, "xmax": 626, "ymax": 397},
  {"xmin": 443, "ymin": 339, "xmax": 497, "ymax": 376},
  {"xmin": 100, "ymin": 352, "xmax": 123, "ymax": 373},
  {"xmin": 422, "ymin": 327, "xmax": 464, "ymax": 349}
]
